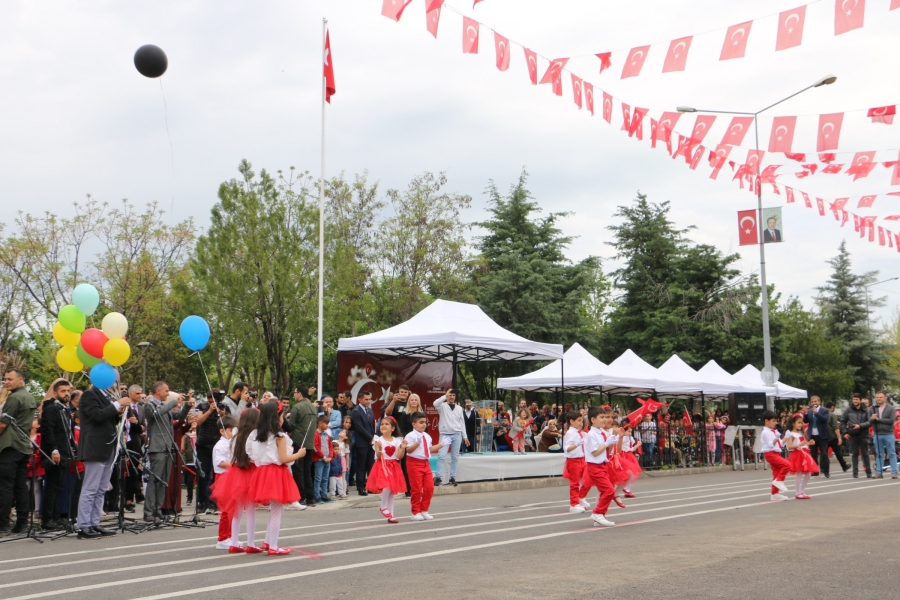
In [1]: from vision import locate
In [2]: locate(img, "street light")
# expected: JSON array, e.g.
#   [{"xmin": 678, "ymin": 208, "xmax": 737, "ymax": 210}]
[
  {"xmin": 137, "ymin": 342, "xmax": 151, "ymax": 394},
  {"xmin": 863, "ymin": 277, "xmax": 898, "ymax": 330},
  {"xmin": 678, "ymin": 75, "xmax": 837, "ymax": 410}
]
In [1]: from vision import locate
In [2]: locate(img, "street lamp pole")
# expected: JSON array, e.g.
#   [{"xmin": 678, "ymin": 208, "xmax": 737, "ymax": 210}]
[
  {"xmin": 678, "ymin": 75, "xmax": 836, "ymax": 411},
  {"xmin": 863, "ymin": 277, "xmax": 899, "ymax": 331},
  {"xmin": 137, "ymin": 342, "xmax": 151, "ymax": 394}
]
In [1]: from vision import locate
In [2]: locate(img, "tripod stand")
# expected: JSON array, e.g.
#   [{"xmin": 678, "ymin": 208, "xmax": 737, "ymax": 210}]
[
  {"xmin": 174, "ymin": 446, "xmax": 216, "ymax": 528},
  {"xmin": 0, "ymin": 415, "xmax": 56, "ymax": 544},
  {"xmin": 114, "ymin": 422, "xmax": 150, "ymax": 534}
]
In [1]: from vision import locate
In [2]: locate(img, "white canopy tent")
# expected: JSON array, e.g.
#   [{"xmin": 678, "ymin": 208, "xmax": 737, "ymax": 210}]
[
  {"xmin": 496, "ymin": 343, "xmax": 607, "ymax": 394},
  {"xmin": 600, "ymin": 349, "xmax": 661, "ymax": 393},
  {"xmin": 698, "ymin": 360, "xmax": 774, "ymax": 396},
  {"xmin": 733, "ymin": 364, "xmax": 808, "ymax": 399},
  {"xmin": 654, "ymin": 354, "xmax": 706, "ymax": 396}
]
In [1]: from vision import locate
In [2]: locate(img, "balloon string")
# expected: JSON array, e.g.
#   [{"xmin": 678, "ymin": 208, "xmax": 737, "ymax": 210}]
[
  {"xmin": 192, "ymin": 351, "xmax": 215, "ymax": 402},
  {"xmin": 158, "ymin": 79, "xmax": 176, "ymax": 214}
]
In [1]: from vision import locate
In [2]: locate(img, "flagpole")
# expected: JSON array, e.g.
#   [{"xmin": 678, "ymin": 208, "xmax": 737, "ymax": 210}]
[{"xmin": 317, "ymin": 17, "xmax": 327, "ymax": 401}]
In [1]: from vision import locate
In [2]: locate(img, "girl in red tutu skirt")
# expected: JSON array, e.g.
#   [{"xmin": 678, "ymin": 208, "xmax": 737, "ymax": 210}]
[
  {"xmin": 211, "ymin": 407, "xmax": 260, "ymax": 553},
  {"xmin": 610, "ymin": 421, "xmax": 642, "ymax": 506},
  {"xmin": 785, "ymin": 414, "xmax": 818, "ymax": 499},
  {"xmin": 246, "ymin": 402, "xmax": 305, "ymax": 555},
  {"xmin": 367, "ymin": 416, "xmax": 407, "ymax": 523}
]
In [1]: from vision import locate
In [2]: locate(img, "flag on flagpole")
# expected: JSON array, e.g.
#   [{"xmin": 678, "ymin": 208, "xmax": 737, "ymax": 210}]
[{"xmin": 324, "ymin": 31, "xmax": 336, "ymax": 103}]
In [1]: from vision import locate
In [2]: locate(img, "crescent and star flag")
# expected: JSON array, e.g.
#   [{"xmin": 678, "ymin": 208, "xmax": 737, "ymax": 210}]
[
  {"xmin": 847, "ymin": 152, "xmax": 877, "ymax": 180},
  {"xmin": 891, "ymin": 151, "xmax": 900, "ymax": 185},
  {"xmin": 768, "ymin": 116, "xmax": 796, "ymax": 153},
  {"xmin": 596, "ymin": 52, "xmax": 612, "ymax": 73},
  {"xmin": 776, "ymin": 6, "xmax": 806, "ymax": 51},
  {"xmin": 524, "ymin": 48, "xmax": 538, "ymax": 84},
  {"xmin": 835, "ymin": 0, "xmax": 866, "ymax": 35},
  {"xmin": 868, "ymin": 105, "xmax": 895, "ymax": 124},
  {"xmin": 738, "ymin": 209, "xmax": 758, "ymax": 246},
  {"xmin": 571, "ymin": 74, "xmax": 583, "ymax": 109},
  {"xmin": 816, "ymin": 197, "xmax": 826, "ymax": 216},
  {"xmin": 426, "ymin": 1, "xmax": 442, "ymax": 38},
  {"xmin": 621, "ymin": 45, "xmax": 650, "ymax": 79},
  {"xmin": 720, "ymin": 21, "xmax": 752, "ymax": 60},
  {"xmin": 539, "ymin": 58, "xmax": 569, "ymax": 96},
  {"xmin": 655, "ymin": 112, "xmax": 681, "ymax": 144},
  {"xmin": 584, "ymin": 82, "xmax": 595, "ymax": 115},
  {"xmin": 683, "ymin": 409, "xmax": 693, "ymax": 428},
  {"xmin": 663, "ymin": 36, "xmax": 692, "ymax": 72},
  {"xmin": 602, "ymin": 91, "xmax": 613, "ymax": 123},
  {"xmin": 721, "ymin": 116, "xmax": 754, "ymax": 146},
  {"xmin": 785, "ymin": 187, "xmax": 796, "ymax": 203},
  {"xmin": 817, "ymin": 113, "xmax": 844, "ymax": 152},
  {"xmin": 324, "ymin": 31, "xmax": 336, "ymax": 103},
  {"xmin": 462, "ymin": 17, "xmax": 479, "ymax": 53},
  {"xmin": 382, "ymin": 0, "xmax": 413, "ymax": 21},
  {"xmin": 494, "ymin": 32, "xmax": 510, "ymax": 70},
  {"xmin": 857, "ymin": 195, "xmax": 877, "ymax": 208}
]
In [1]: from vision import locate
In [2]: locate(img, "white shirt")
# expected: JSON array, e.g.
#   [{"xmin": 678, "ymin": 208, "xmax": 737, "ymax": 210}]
[
  {"xmin": 212, "ymin": 436, "xmax": 233, "ymax": 474},
  {"xmin": 433, "ymin": 395, "xmax": 467, "ymax": 438},
  {"xmin": 621, "ymin": 435, "xmax": 636, "ymax": 453},
  {"xmin": 246, "ymin": 430, "xmax": 284, "ymax": 466},
  {"xmin": 759, "ymin": 427, "xmax": 783, "ymax": 453},
  {"xmin": 373, "ymin": 435, "xmax": 402, "ymax": 461},
  {"xmin": 563, "ymin": 428, "xmax": 585, "ymax": 459},
  {"xmin": 784, "ymin": 430, "xmax": 806, "ymax": 451},
  {"xmin": 404, "ymin": 430, "xmax": 433, "ymax": 460},
  {"xmin": 584, "ymin": 427, "xmax": 618, "ymax": 464}
]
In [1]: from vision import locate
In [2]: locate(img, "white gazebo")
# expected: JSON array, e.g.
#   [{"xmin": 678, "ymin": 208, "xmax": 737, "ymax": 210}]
[
  {"xmin": 698, "ymin": 360, "xmax": 773, "ymax": 396},
  {"xmin": 733, "ymin": 364, "xmax": 808, "ymax": 399},
  {"xmin": 496, "ymin": 343, "xmax": 607, "ymax": 394}
]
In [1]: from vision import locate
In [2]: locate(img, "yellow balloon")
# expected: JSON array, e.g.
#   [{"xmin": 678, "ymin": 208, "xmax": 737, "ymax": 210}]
[
  {"xmin": 53, "ymin": 321, "xmax": 81, "ymax": 347},
  {"xmin": 56, "ymin": 346, "xmax": 84, "ymax": 372},
  {"xmin": 103, "ymin": 338, "xmax": 131, "ymax": 367}
]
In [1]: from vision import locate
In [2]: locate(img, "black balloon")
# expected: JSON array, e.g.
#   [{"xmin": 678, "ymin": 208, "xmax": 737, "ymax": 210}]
[{"xmin": 133, "ymin": 45, "xmax": 168, "ymax": 78}]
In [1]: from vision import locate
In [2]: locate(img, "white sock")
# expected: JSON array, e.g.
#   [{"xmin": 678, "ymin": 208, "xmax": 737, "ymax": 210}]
[
  {"xmin": 381, "ymin": 490, "xmax": 394, "ymax": 515},
  {"xmin": 230, "ymin": 507, "xmax": 243, "ymax": 547},
  {"xmin": 245, "ymin": 504, "xmax": 256, "ymax": 547},
  {"xmin": 803, "ymin": 473, "xmax": 811, "ymax": 494},
  {"xmin": 266, "ymin": 502, "xmax": 283, "ymax": 549},
  {"xmin": 794, "ymin": 473, "xmax": 804, "ymax": 495}
]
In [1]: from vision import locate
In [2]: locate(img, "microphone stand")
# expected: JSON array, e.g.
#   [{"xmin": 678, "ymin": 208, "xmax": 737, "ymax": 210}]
[
  {"xmin": 114, "ymin": 410, "xmax": 149, "ymax": 535},
  {"xmin": 47, "ymin": 400, "xmax": 84, "ymax": 540},
  {"xmin": 0, "ymin": 414, "xmax": 55, "ymax": 544}
]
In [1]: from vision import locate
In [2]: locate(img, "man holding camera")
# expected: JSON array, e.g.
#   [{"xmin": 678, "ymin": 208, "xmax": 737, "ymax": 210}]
[
  {"xmin": 39, "ymin": 379, "xmax": 74, "ymax": 530},
  {"xmin": 0, "ymin": 368, "xmax": 38, "ymax": 537},
  {"xmin": 143, "ymin": 382, "xmax": 192, "ymax": 524}
]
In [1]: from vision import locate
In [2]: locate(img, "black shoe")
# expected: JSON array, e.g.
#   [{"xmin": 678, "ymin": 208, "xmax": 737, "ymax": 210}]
[
  {"xmin": 449, "ymin": 477, "xmax": 457, "ymax": 487},
  {"xmin": 823, "ymin": 473, "xmax": 830, "ymax": 479},
  {"xmin": 853, "ymin": 473, "xmax": 859, "ymax": 478},
  {"xmin": 405, "ymin": 492, "xmax": 411, "ymax": 498},
  {"xmin": 10, "ymin": 522, "xmax": 26, "ymax": 534},
  {"xmin": 78, "ymin": 528, "xmax": 101, "ymax": 540},
  {"xmin": 0, "ymin": 526, "xmax": 13, "ymax": 538},
  {"xmin": 186, "ymin": 499, "xmax": 192, "ymax": 506},
  {"xmin": 42, "ymin": 521, "xmax": 62, "ymax": 531},
  {"xmin": 93, "ymin": 525, "xmax": 117, "ymax": 536},
  {"xmin": 357, "ymin": 490, "xmax": 368, "ymax": 496},
  {"xmin": 810, "ymin": 473, "xmax": 819, "ymax": 477},
  {"xmin": 124, "ymin": 504, "xmax": 136, "ymax": 513},
  {"xmin": 866, "ymin": 472, "xmax": 873, "ymax": 479},
  {"xmin": 433, "ymin": 477, "xmax": 442, "ymax": 486},
  {"xmin": 842, "ymin": 465, "xmax": 850, "ymax": 473}
]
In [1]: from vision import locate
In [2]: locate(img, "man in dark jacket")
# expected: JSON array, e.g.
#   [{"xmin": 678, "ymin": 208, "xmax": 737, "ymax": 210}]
[
  {"xmin": 0, "ymin": 369, "xmax": 38, "ymax": 537},
  {"xmin": 39, "ymin": 379, "xmax": 74, "ymax": 530},
  {"xmin": 840, "ymin": 393, "xmax": 872, "ymax": 478},
  {"xmin": 289, "ymin": 387, "xmax": 318, "ymax": 506},
  {"xmin": 463, "ymin": 398, "xmax": 479, "ymax": 453},
  {"xmin": 825, "ymin": 401, "xmax": 849, "ymax": 474},
  {"xmin": 143, "ymin": 382, "xmax": 192, "ymax": 524},
  {"xmin": 804, "ymin": 396, "xmax": 831, "ymax": 477},
  {"xmin": 350, "ymin": 391, "xmax": 376, "ymax": 495},
  {"xmin": 77, "ymin": 385, "xmax": 131, "ymax": 539},
  {"xmin": 869, "ymin": 391, "xmax": 898, "ymax": 479}
]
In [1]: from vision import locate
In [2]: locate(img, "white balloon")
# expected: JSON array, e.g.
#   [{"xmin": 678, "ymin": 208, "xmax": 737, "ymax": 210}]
[{"xmin": 101, "ymin": 312, "xmax": 129, "ymax": 339}]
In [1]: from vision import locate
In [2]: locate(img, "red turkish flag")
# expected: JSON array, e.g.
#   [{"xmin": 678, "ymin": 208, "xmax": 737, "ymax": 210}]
[
  {"xmin": 655, "ymin": 112, "xmax": 681, "ymax": 144},
  {"xmin": 602, "ymin": 91, "xmax": 613, "ymax": 123},
  {"xmin": 817, "ymin": 113, "xmax": 843, "ymax": 151},
  {"xmin": 473, "ymin": 0, "xmax": 484, "ymax": 6},
  {"xmin": 571, "ymin": 74, "xmax": 583, "ymax": 109},
  {"xmin": 819, "ymin": 153, "xmax": 836, "ymax": 163},
  {"xmin": 842, "ymin": 210, "xmax": 850, "ymax": 227},
  {"xmin": 690, "ymin": 115, "xmax": 715, "ymax": 146},
  {"xmin": 847, "ymin": 152, "xmax": 877, "ymax": 180},
  {"xmin": 584, "ymin": 82, "xmax": 595, "ymax": 116},
  {"xmin": 462, "ymin": 17, "xmax": 479, "ymax": 54},
  {"xmin": 689, "ymin": 145, "xmax": 706, "ymax": 170},
  {"xmin": 776, "ymin": 6, "xmax": 806, "ymax": 50},
  {"xmin": 324, "ymin": 31, "xmax": 336, "ymax": 104},
  {"xmin": 721, "ymin": 116, "xmax": 754, "ymax": 146},
  {"xmin": 801, "ymin": 163, "xmax": 818, "ymax": 174},
  {"xmin": 893, "ymin": 0, "xmax": 900, "ymax": 10},
  {"xmin": 886, "ymin": 215, "xmax": 900, "ymax": 221},
  {"xmin": 853, "ymin": 213, "xmax": 860, "ymax": 232},
  {"xmin": 662, "ymin": 36, "xmax": 692, "ymax": 73},
  {"xmin": 816, "ymin": 197, "xmax": 826, "ymax": 216},
  {"xmin": 822, "ymin": 164, "xmax": 844, "ymax": 174},
  {"xmin": 426, "ymin": 3, "xmax": 442, "ymax": 38},
  {"xmin": 768, "ymin": 116, "xmax": 796, "ymax": 153},
  {"xmin": 620, "ymin": 103, "xmax": 631, "ymax": 132},
  {"xmin": 540, "ymin": 59, "xmax": 568, "ymax": 96},
  {"xmin": 493, "ymin": 33, "xmax": 510, "ymax": 70},
  {"xmin": 596, "ymin": 52, "xmax": 612, "ymax": 74},
  {"xmin": 881, "ymin": 227, "xmax": 887, "ymax": 246},
  {"xmin": 621, "ymin": 46, "xmax": 650, "ymax": 79},
  {"xmin": 628, "ymin": 108, "xmax": 648, "ymax": 139},
  {"xmin": 785, "ymin": 152, "xmax": 806, "ymax": 162},
  {"xmin": 650, "ymin": 119, "xmax": 658, "ymax": 148},
  {"xmin": 785, "ymin": 187, "xmax": 796, "ymax": 203},
  {"xmin": 738, "ymin": 209, "xmax": 758, "ymax": 246},
  {"xmin": 868, "ymin": 105, "xmax": 896, "ymax": 124},
  {"xmin": 835, "ymin": 0, "xmax": 866, "ymax": 35},
  {"xmin": 857, "ymin": 195, "xmax": 877, "ymax": 208},
  {"xmin": 746, "ymin": 149, "xmax": 765, "ymax": 175},
  {"xmin": 720, "ymin": 21, "xmax": 753, "ymax": 60},
  {"xmin": 382, "ymin": 0, "xmax": 413, "ymax": 21},
  {"xmin": 861, "ymin": 216, "xmax": 877, "ymax": 241},
  {"xmin": 891, "ymin": 151, "xmax": 900, "ymax": 185},
  {"xmin": 524, "ymin": 48, "xmax": 538, "ymax": 84},
  {"xmin": 831, "ymin": 198, "xmax": 849, "ymax": 212}
]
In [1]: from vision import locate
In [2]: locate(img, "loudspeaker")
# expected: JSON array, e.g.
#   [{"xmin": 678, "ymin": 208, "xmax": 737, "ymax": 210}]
[{"xmin": 728, "ymin": 393, "xmax": 768, "ymax": 426}]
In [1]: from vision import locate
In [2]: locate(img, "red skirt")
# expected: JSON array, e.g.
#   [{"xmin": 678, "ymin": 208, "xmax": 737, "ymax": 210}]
[
  {"xmin": 249, "ymin": 464, "xmax": 300, "ymax": 505},
  {"xmin": 609, "ymin": 452, "xmax": 642, "ymax": 486},
  {"xmin": 210, "ymin": 464, "xmax": 257, "ymax": 514},
  {"xmin": 562, "ymin": 457, "xmax": 585, "ymax": 480},
  {"xmin": 366, "ymin": 459, "xmax": 407, "ymax": 494},
  {"xmin": 788, "ymin": 448, "xmax": 819, "ymax": 474}
]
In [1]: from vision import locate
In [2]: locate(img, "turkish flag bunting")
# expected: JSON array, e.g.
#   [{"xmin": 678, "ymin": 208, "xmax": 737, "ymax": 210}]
[
  {"xmin": 721, "ymin": 116, "xmax": 754, "ymax": 146},
  {"xmin": 738, "ymin": 209, "xmax": 758, "ymax": 246},
  {"xmin": 891, "ymin": 151, "xmax": 900, "ymax": 185},
  {"xmin": 539, "ymin": 58, "xmax": 568, "ymax": 96},
  {"xmin": 801, "ymin": 163, "xmax": 818, "ymax": 174},
  {"xmin": 621, "ymin": 45, "xmax": 650, "ymax": 79},
  {"xmin": 785, "ymin": 187, "xmax": 795, "ymax": 203},
  {"xmin": 426, "ymin": 0, "xmax": 444, "ymax": 9},
  {"xmin": 524, "ymin": 48, "xmax": 538, "ymax": 84},
  {"xmin": 858, "ymin": 195, "xmax": 877, "ymax": 208},
  {"xmin": 802, "ymin": 192, "xmax": 812, "ymax": 208},
  {"xmin": 835, "ymin": 0, "xmax": 866, "ymax": 36},
  {"xmin": 776, "ymin": 6, "xmax": 806, "ymax": 50},
  {"xmin": 602, "ymin": 91, "xmax": 613, "ymax": 123},
  {"xmin": 817, "ymin": 113, "xmax": 843, "ymax": 152},
  {"xmin": 868, "ymin": 105, "xmax": 896, "ymax": 124},
  {"xmin": 862, "ymin": 216, "xmax": 877, "ymax": 241},
  {"xmin": 819, "ymin": 153, "xmax": 837, "ymax": 163},
  {"xmin": 674, "ymin": 135, "xmax": 691, "ymax": 160},
  {"xmin": 885, "ymin": 215, "xmax": 900, "ymax": 221},
  {"xmin": 785, "ymin": 152, "xmax": 806, "ymax": 162},
  {"xmin": 650, "ymin": 119, "xmax": 658, "ymax": 149},
  {"xmin": 746, "ymin": 149, "xmax": 765, "ymax": 175},
  {"xmin": 690, "ymin": 115, "xmax": 716, "ymax": 145},
  {"xmin": 893, "ymin": 0, "xmax": 900, "ymax": 10},
  {"xmin": 628, "ymin": 108, "xmax": 648, "ymax": 139},
  {"xmin": 847, "ymin": 152, "xmax": 877, "ymax": 180},
  {"xmin": 382, "ymin": 0, "xmax": 413, "ymax": 21},
  {"xmin": 324, "ymin": 31, "xmax": 336, "ymax": 104},
  {"xmin": 689, "ymin": 145, "xmax": 706, "ymax": 170},
  {"xmin": 462, "ymin": 17, "xmax": 479, "ymax": 54},
  {"xmin": 571, "ymin": 74, "xmax": 583, "ymax": 109},
  {"xmin": 493, "ymin": 33, "xmax": 510, "ymax": 70},
  {"xmin": 768, "ymin": 116, "xmax": 797, "ymax": 153},
  {"xmin": 842, "ymin": 210, "xmax": 849, "ymax": 227},
  {"xmin": 584, "ymin": 82, "xmax": 595, "ymax": 115},
  {"xmin": 473, "ymin": 0, "xmax": 484, "ymax": 6},
  {"xmin": 683, "ymin": 409, "xmax": 692, "ymax": 428},
  {"xmin": 720, "ymin": 21, "xmax": 753, "ymax": 60},
  {"xmin": 816, "ymin": 197, "xmax": 826, "ymax": 216},
  {"xmin": 663, "ymin": 36, "xmax": 692, "ymax": 73},
  {"xmin": 426, "ymin": 3, "xmax": 442, "ymax": 38},
  {"xmin": 620, "ymin": 103, "xmax": 631, "ymax": 132},
  {"xmin": 831, "ymin": 198, "xmax": 849, "ymax": 211},
  {"xmin": 796, "ymin": 171, "xmax": 810, "ymax": 179},
  {"xmin": 853, "ymin": 213, "xmax": 860, "ymax": 232},
  {"xmin": 822, "ymin": 164, "xmax": 844, "ymax": 174},
  {"xmin": 655, "ymin": 112, "xmax": 681, "ymax": 144},
  {"xmin": 596, "ymin": 52, "xmax": 612, "ymax": 74}
]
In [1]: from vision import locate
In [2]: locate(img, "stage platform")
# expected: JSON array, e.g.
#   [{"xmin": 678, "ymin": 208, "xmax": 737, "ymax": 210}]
[{"xmin": 430, "ymin": 452, "xmax": 564, "ymax": 483}]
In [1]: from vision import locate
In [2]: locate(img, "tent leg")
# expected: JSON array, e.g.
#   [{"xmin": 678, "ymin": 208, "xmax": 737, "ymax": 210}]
[
  {"xmin": 559, "ymin": 358, "xmax": 564, "ymax": 409},
  {"xmin": 452, "ymin": 352, "xmax": 458, "ymax": 391}
]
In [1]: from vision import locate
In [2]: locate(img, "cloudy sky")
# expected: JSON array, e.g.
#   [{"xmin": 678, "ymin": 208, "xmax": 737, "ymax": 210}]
[{"xmin": 2, "ymin": 0, "xmax": 898, "ymax": 325}]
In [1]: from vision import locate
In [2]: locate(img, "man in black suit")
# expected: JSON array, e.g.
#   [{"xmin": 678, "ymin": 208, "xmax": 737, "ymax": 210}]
[
  {"xmin": 463, "ymin": 398, "xmax": 479, "ymax": 453},
  {"xmin": 350, "ymin": 391, "xmax": 376, "ymax": 495},
  {"xmin": 804, "ymin": 396, "xmax": 832, "ymax": 477},
  {"xmin": 39, "ymin": 379, "xmax": 74, "ymax": 530},
  {"xmin": 763, "ymin": 216, "xmax": 782, "ymax": 243},
  {"xmin": 77, "ymin": 385, "xmax": 132, "ymax": 539}
]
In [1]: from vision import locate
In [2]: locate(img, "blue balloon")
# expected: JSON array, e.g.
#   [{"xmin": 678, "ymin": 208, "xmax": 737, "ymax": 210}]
[
  {"xmin": 180, "ymin": 315, "xmax": 211, "ymax": 351},
  {"xmin": 90, "ymin": 362, "xmax": 117, "ymax": 389},
  {"xmin": 72, "ymin": 283, "xmax": 100, "ymax": 316}
]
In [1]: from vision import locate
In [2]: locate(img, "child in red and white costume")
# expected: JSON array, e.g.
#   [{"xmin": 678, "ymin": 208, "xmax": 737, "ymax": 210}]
[
  {"xmin": 366, "ymin": 416, "xmax": 407, "ymax": 523},
  {"xmin": 784, "ymin": 414, "xmax": 818, "ymax": 499},
  {"xmin": 582, "ymin": 406, "xmax": 619, "ymax": 527},
  {"xmin": 610, "ymin": 421, "xmax": 642, "ymax": 505},
  {"xmin": 562, "ymin": 411, "xmax": 590, "ymax": 513},
  {"xmin": 208, "ymin": 414, "xmax": 240, "ymax": 550},
  {"xmin": 760, "ymin": 411, "xmax": 790, "ymax": 501},
  {"xmin": 401, "ymin": 411, "xmax": 443, "ymax": 521},
  {"xmin": 245, "ymin": 402, "xmax": 304, "ymax": 555}
]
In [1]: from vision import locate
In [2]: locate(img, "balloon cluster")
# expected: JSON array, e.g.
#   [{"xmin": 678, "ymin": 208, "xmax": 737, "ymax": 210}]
[{"xmin": 54, "ymin": 284, "xmax": 130, "ymax": 389}]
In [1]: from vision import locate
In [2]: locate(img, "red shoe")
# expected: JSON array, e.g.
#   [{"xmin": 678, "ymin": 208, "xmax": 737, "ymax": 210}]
[
  {"xmin": 623, "ymin": 491, "xmax": 636, "ymax": 499},
  {"xmin": 613, "ymin": 496, "xmax": 627, "ymax": 509},
  {"xmin": 228, "ymin": 546, "xmax": 245, "ymax": 554},
  {"xmin": 244, "ymin": 545, "xmax": 264, "ymax": 554},
  {"xmin": 268, "ymin": 547, "xmax": 291, "ymax": 556},
  {"xmin": 260, "ymin": 543, "xmax": 270, "ymax": 551},
  {"xmin": 387, "ymin": 516, "xmax": 399, "ymax": 523},
  {"xmin": 380, "ymin": 508, "xmax": 391, "ymax": 517}
]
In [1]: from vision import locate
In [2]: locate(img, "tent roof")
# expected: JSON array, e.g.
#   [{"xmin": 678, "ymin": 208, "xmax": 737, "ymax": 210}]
[
  {"xmin": 336, "ymin": 299, "xmax": 564, "ymax": 362},
  {"xmin": 496, "ymin": 343, "xmax": 607, "ymax": 394},
  {"xmin": 600, "ymin": 349, "xmax": 660, "ymax": 393},
  {"xmin": 733, "ymin": 364, "xmax": 808, "ymax": 399},
  {"xmin": 654, "ymin": 355, "xmax": 705, "ymax": 395},
  {"xmin": 698, "ymin": 360, "xmax": 773, "ymax": 396}
]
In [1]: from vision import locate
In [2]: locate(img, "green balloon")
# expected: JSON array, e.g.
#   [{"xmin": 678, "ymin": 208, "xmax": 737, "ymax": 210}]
[
  {"xmin": 58, "ymin": 304, "xmax": 86, "ymax": 334},
  {"xmin": 76, "ymin": 344, "xmax": 101, "ymax": 368}
]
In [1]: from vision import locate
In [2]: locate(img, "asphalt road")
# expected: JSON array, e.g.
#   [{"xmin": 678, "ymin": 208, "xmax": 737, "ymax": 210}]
[{"xmin": 1, "ymin": 467, "xmax": 897, "ymax": 600}]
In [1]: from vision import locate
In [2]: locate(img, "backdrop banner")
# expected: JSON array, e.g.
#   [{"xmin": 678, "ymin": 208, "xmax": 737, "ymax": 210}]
[{"xmin": 337, "ymin": 352, "xmax": 453, "ymax": 438}]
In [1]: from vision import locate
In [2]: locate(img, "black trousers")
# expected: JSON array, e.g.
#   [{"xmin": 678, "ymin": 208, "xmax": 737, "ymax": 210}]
[
  {"xmin": 42, "ymin": 458, "xmax": 68, "ymax": 523},
  {"xmin": 0, "ymin": 448, "xmax": 30, "ymax": 529},
  {"xmin": 196, "ymin": 446, "xmax": 214, "ymax": 509},
  {"xmin": 183, "ymin": 469, "xmax": 195, "ymax": 502},
  {"xmin": 353, "ymin": 445, "xmax": 375, "ymax": 492},
  {"xmin": 808, "ymin": 437, "xmax": 830, "ymax": 474},
  {"xmin": 848, "ymin": 436, "xmax": 871, "ymax": 475},
  {"xmin": 827, "ymin": 438, "xmax": 848, "ymax": 473},
  {"xmin": 291, "ymin": 452, "xmax": 315, "ymax": 505}
]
